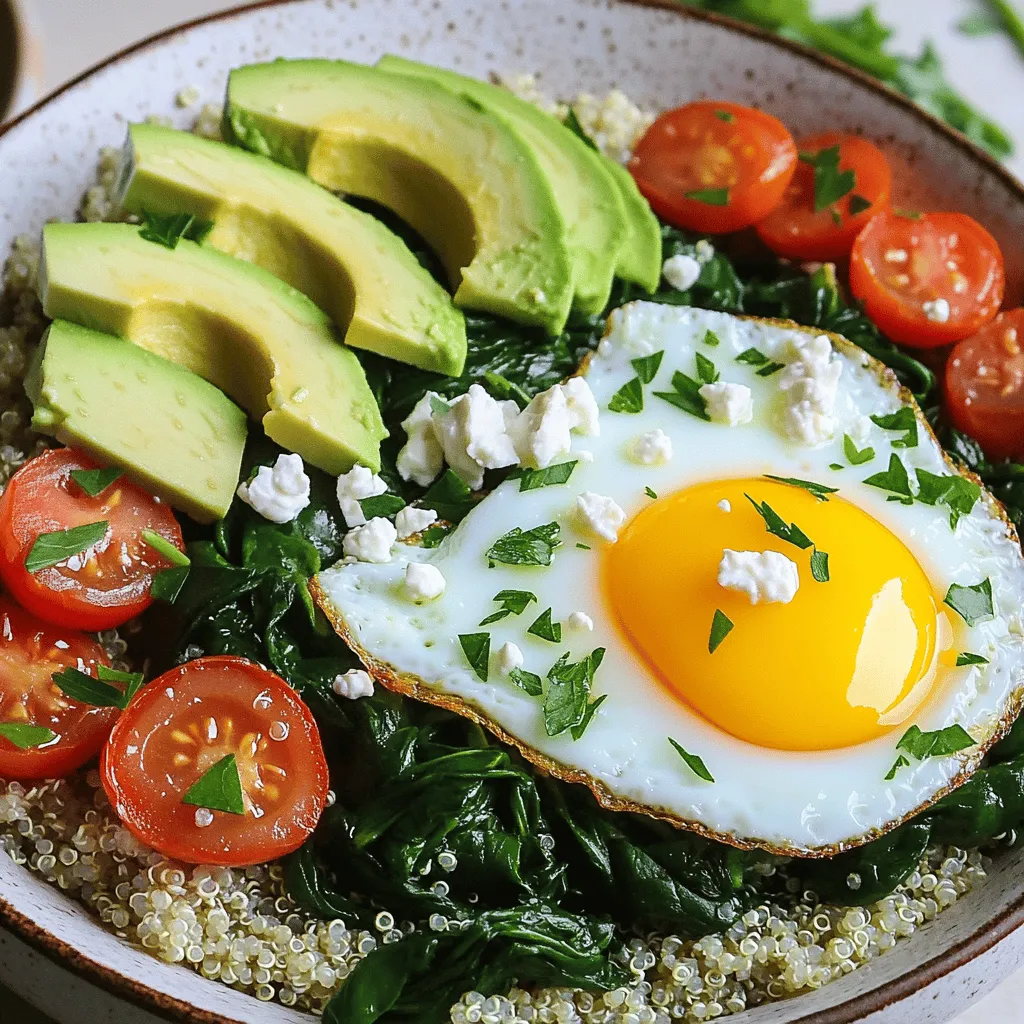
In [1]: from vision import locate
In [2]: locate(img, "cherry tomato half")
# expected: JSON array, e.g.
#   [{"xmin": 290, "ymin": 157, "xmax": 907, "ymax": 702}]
[
  {"xmin": 0, "ymin": 448, "xmax": 184, "ymax": 631},
  {"xmin": 755, "ymin": 133, "xmax": 892, "ymax": 262},
  {"xmin": 101, "ymin": 656, "xmax": 329, "ymax": 866},
  {"xmin": 629, "ymin": 100, "xmax": 797, "ymax": 234},
  {"xmin": 0, "ymin": 598, "xmax": 114, "ymax": 779},
  {"xmin": 849, "ymin": 211, "xmax": 1005, "ymax": 349},
  {"xmin": 946, "ymin": 309, "xmax": 1024, "ymax": 462}
]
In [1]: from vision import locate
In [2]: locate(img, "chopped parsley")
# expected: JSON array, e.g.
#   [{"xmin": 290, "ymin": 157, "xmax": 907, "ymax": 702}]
[
  {"xmin": 70, "ymin": 466, "xmax": 122, "ymax": 498},
  {"xmin": 570, "ymin": 694, "xmax": 608, "ymax": 740},
  {"xmin": 563, "ymin": 107, "xmax": 598, "ymax": 150},
  {"xmin": 576, "ymin": 543, "xmax": 591, "ymax": 551},
  {"xmin": 526, "ymin": 608, "xmax": 562, "ymax": 643},
  {"xmin": 644, "ymin": 486, "xmax": 658, "ymax": 500},
  {"xmin": 421, "ymin": 525, "xmax": 451, "ymax": 549},
  {"xmin": 668, "ymin": 738, "xmax": 715, "ymax": 782},
  {"xmin": 608, "ymin": 377, "xmax": 645, "ymax": 414},
  {"xmin": 956, "ymin": 652, "xmax": 990, "ymax": 667},
  {"xmin": 181, "ymin": 753, "xmax": 246, "ymax": 816},
  {"xmin": 849, "ymin": 194, "xmax": 873, "ymax": 215},
  {"xmin": 755, "ymin": 361, "xmax": 786, "ymax": 377},
  {"xmin": 151, "ymin": 566, "xmax": 190, "ymax": 603},
  {"xmin": 708, "ymin": 609, "xmax": 734, "ymax": 654},
  {"xmin": 0, "ymin": 723, "xmax": 56, "ymax": 750},
  {"xmin": 843, "ymin": 434, "xmax": 875, "ymax": 466},
  {"xmin": 544, "ymin": 649, "xmax": 605, "ymax": 738},
  {"xmin": 810, "ymin": 549, "xmax": 830, "ymax": 583},
  {"xmin": 897, "ymin": 723, "xmax": 975, "ymax": 760},
  {"xmin": 479, "ymin": 589, "xmax": 537, "ymax": 626},
  {"xmin": 510, "ymin": 667, "xmax": 543, "ymax": 696},
  {"xmin": 139, "ymin": 211, "xmax": 211, "ymax": 249},
  {"xmin": 863, "ymin": 453, "xmax": 913, "ymax": 498},
  {"xmin": 25, "ymin": 521, "xmax": 109, "ymax": 573},
  {"xmin": 915, "ymin": 469, "xmax": 981, "ymax": 528},
  {"xmin": 486, "ymin": 522, "xmax": 561, "ymax": 567},
  {"xmin": 357, "ymin": 494, "xmax": 407, "ymax": 519},
  {"xmin": 483, "ymin": 370, "xmax": 531, "ymax": 409},
  {"xmin": 695, "ymin": 351, "xmax": 719, "ymax": 385},
  {"xmin": 458, "ymin": 633, "xmax": 491, "ymax": 681},
  {"xmin": 884, "ymin": 754, "xmax": 910, "ymax": 781},
  {"xmin": 702, "ymin": 329, "xmax": 721, "ymax": 347},
  {"xmin": 763, "ymin": 475, "xmax": 838, "ymax": 501},
  {"xmin": 516, "ymin": 461, "xmax": 578, "ymax": 492},
  {"xmin": 654, "ymin": 370, "xmax": 709, "ymax": 421},
  {"xmin": 799, "ymin": 144, "xmax": 855, "ymax": 213},
  {"xmin": 430, "ymin": 394, "xmax": 452, "ymax": 417},
  {"xmin": 684, "ymin": 187, "xmax": 730, "ymax": 206},
  {"xmin": 735, "ymin": 347, "xmax": 770, "ymax": 366},
  {"xmin": 870, "ymin": 407, "xmax": 918, "ymax": 448},
  {"xmin": 713, "ymin": 109, "xmax": 735, "ymax": 122},
  {"xmin": 141, "ymin": 529, "xmax": 190, "ymax": 568},
  {"xmin": 745, "ymin": 496, "xmax": 813, "ymax": 549},
  {"xmin": 631, "ymin": 350, "xmax": 664, "ymax": 384},
  {"xmin": 421, "ymin": 470, "xmax": 475, "ymax": 523},
  {"xmin": 52, "ymin": 665, "xmax": 145, "ymax": 710},
  {"xmin": 944, "ymin": 579, "xmax": 995, "ymax": 626}
]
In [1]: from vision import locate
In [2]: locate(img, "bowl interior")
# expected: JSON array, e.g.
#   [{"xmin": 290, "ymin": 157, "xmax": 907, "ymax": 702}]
[{"xmin": 2, "ymin": 1, "xmax": 1024, "ymax": 1022}]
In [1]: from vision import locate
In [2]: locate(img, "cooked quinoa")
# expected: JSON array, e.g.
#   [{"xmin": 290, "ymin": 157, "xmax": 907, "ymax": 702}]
[{"xmin": 0, "ymin": 85, "xmax": 999, "ymax": 1022}]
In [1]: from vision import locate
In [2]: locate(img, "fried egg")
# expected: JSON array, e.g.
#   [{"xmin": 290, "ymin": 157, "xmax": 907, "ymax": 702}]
[{"xmin": 315, "ymin": 303, "xmax": 1024, "ymax": 855}]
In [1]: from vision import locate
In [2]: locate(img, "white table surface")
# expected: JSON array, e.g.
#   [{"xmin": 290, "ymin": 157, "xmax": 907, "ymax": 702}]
[{"xmin": 8, "ymin": 1, "xmax": 1024, "ymax": 1022}]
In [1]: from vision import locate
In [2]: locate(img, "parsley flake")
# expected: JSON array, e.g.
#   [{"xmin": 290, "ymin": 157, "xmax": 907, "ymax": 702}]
[
  {"xmin": 563, "ymin": 107, "xmax": 598, "ymax": 150},
  {"xmin": 25, "ymin": 521, "xmax": 109, "ymax": 574},
  {"xmin": 702, "ymin": 329, "xmax": 721, "ymax": 347},
  {"xmin": 944, "ymin": 579, "xmax": 994, "ymax": 626},
  {"xmin": 745, "ymin": 495, "xmax": 814, "ymax": 549},
  {"xmin": 654, "ymin": 371, "xmax": 709, "ymax": 421},
  {"xmin": 810, "ymin": 548, "xmax": 830, "ymax": 583},
  {"xmin": 695, "ymin": 351, "xmax": 719, "ymax": 385},
  {"xmin": 429, "ymin": 394, "xmax": 452, "ymax": 417},
  {"xmin": 70, "ymin": 467, "xmax": 122, "ymax": 497},
  {"xmin": 52, "ymin": 665, "xmax": 144, "ymax": 710},
  {"xmin": 800, "ymin": 144, "xmax": 856, "ymax": 212},
  {"xmin": 483, "ymin": 371, "xmax": 531, "ymax": 409},
  {"xmin": 735, "ymin": 347, "xmax": 769, "ymax": 366},
  {"xmin": 458, "ymin": 633, "xmax": 491, "ymax": 681},
  {"xmin": 843, "ymin": 434, "xmax": 875, "ymax": 466},
  {"xmin": 479, "ymin": 589, "xmax": 537, "ymax": 625},
  {"xmin": 668, "ymin": 738, "xmax": 715, "ymax": 782},
  {"xmin": 181, "ymin": 753, "xmax": 246, "ymax": 816},
  {"xmin": 645, "ymin": 486, "xmax": 658, "ymax": 500},
  {"xmin": 517, "ymin": 461, "xmax": 578, "ymax": 492},
  {"xmin": 956, "ymin": 652, "xmax": 989, "ymax": 666},
  {"xmin": 608, "ymin": 376, "xmax": 645, "ymax": 414},
  {"xmin": 897, "ymin": 723, "xmax": 975, "ymax": 760},
  {"xmin": 544, "ymin": 649, "xmax": 605, "ymax": 737},
  {"xmin": 884, "ymin": 754, "xmax": 910, "ymax": 781},
  {"xmin": 486, "ymin": 522, "xmax": 561, "ymax": 567},
  {"xmin": 570, "ymin": 694, "xmax": 608, "ymax": 740},
  {"xmin": 849, "ymin": 194, "xmax": 873, "ymax": 215},
  {"xmin": 510, "ymin": 667, "xmax": 543, "ymax": 696},
  {"xmin": 684, "ymin": 187, "xmax": 730, "ymax": 206},
  {"xmin": 763, "ymin": 475, "xmax": 838, "ymax": 501},
  {"xmin": 0, "ymin": 722, "xmax": 56, "ymax": 750},
  {"xmin": 863, "ymin": 453, "xmax": 913, "ymax": 498},
  {"xmin": 139, "ymin": 211, "xmax": 211, "ymax": 249},
  {"xmin": 421, "ymin": 470, "xmax": 475, "ymax": 523},
  {"xmin": 358, "ymin": 494, "xmax": 407, "ymax": 519},
  {"xmin": 713, "ymin": 109, "xmax": 735, "ymax": 122},
  {"xmin": 755, "ymin": 361, "xmax": 786, "ymax": 377},
  {"xmin": 915, "ymin": 469, "xmax": 981, "ymax": 529},
  {"xmin": 708, "ymin": 609, "xmax": 734, "ymax": 654},
  {"xmin": 141, "ymin": 529, "xmax": 190, "ymax": 568},
  {"xmin": 631, "ymin": 350, "xmax": 664, "ymax": 385},
  {"xmin": 870, "ymin": 407, "xmax": 918, "ymax": 448},
  {"xmin": 527, "ymin": 608, "xmax": 562, "ymax": 643},
  {"xmin": 151, "ymin": 566, "xmax": 190, "ymax": 603}
]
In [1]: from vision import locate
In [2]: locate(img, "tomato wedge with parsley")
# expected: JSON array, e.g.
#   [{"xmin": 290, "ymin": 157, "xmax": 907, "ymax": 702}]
[
  {"xmin": 755, "ymin": 133, "xmax": 892, "ymax": 261},
  {"xmin": 101, "ymin": 657, "xmax": 329, "ymax": 866},
  {"xmin": 629, "ymin": 100, "xmax": 797, "ymax": 234},
  {"xmin": 849, "ymin": 210, "xmax": 1005, "ymax": 348},
  {"xmin": 0, "ymin": 448, "xmax": 184, "ymax": 632},
  {"xmin": 946, "ymin": 309, "xmax": 1024, "ymax": 462},
  {"xmin": 0, "ymin": 598, "xmax": 114, "ymax": 779}
]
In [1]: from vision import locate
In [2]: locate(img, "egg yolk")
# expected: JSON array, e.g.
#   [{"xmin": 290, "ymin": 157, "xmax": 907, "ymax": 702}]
[{"xmin": 602, "ymin": 479, "xmax": 943, "ymax": 751}]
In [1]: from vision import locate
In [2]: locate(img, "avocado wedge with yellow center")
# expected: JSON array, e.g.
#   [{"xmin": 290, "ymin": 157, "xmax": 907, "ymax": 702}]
[
  {"xmin": 40, "ymin": 222, "xmax": 387, "ymax": 474},
  {"xmin": 223, "ymin": 59, "xmax": 574, "ymax": 335},
  {"xmin": 115, "ymin": 123, "xmax": 467, "ymax": 376}
]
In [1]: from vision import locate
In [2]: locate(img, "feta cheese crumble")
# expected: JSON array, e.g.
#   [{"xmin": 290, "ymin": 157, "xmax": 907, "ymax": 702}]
[
  {"xmin": 336, "ymin": 464, "xmax": 387, "ymax": 527},
  {"xmin": 397, "ymin": 392, "xmax": 445, "ymax": 487},
  {"xmin": 342, "ymin": 517, "xmax": 397, "ymax": 563},
  {"xmin": 332, "ymin": 669, "xmax": 375, "ymax": 699},
  {"xmin": 718, "ymin": 549, "xmax": 800, "ymax": 605},
  {"xmin": 404, "ymin": 562, "xmax": 446, "ymax": 602},
  {"xmin": 662, "ymin": 254, "xmax": 702, "ymax": 292},
  {"xmin": 567, "ymin": 611, "xmax": 594, "ymax": 631},
  {"xmin": 395, "ymin": 506, "xmax": 439, "ymax": 540},
  {"xmin": 432, "ymin": 384, "xmax": 519, "ymax": 489},
  {"xmin": 496, "ymin": 642, "xmax": 525, "ymax": 675},
  {"xmin": 236, "ymin": 453, "xmax": 310, "ymax": 524},
  {"xmin": 561, "ymin": 377, "xmax": 601, "ymax": 436},
  {"xmin": 575, "ymin": 491, "xmax": 627, "ymax": 543},
  {"xmin": 923, "ymin": 298, "xmax": 951, "ymax": 323},
  {"xmin": 717, "ymin": 499, "xmax": 732, "ymax": 513},
  {"xmin": 778, "ymin": 334, "xmax": 843, "ymax": 446},
  {"xmin": 511, "ymin": 384, "xmax": 572, "ymax": 470},
  {"xmin": 699, "ymin": 381, "xmax": 754, "ymax": 426},
  {"xmin": 630, "ymin": 428, "xmax": 673, "ymax": 465}
]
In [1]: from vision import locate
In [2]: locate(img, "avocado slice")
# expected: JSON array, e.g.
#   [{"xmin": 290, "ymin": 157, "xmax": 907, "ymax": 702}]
[
  {"xmin": 377, "ymin": 55, "xmax": 626, "ymax": 316},
  {"xmin": 40, "ymin": 222, "xmax": 388, "ymax": 475},
  {"xmin": 223, "ymin": 59, "xmax": 574, "ymax": 335},
  {"xmin": 26, "ymin": 320, "xmax": 247, "ymax": 523},
  {"xmin": 115, "ymin": 123, "xmax": 468, "ymax": 376},
  {"xmin": 604, "ymin": 159, "xmax": 663, "ymax": 295}
]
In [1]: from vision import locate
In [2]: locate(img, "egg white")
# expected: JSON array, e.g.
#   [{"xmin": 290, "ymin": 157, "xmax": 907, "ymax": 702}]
[{"xmin": 315, "ymin": 303, "xmax": 1024, "ymax": 855}]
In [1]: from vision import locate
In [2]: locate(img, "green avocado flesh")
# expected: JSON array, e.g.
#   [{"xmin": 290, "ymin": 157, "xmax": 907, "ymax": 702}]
[
  {"xmin": 223, "ymin": 59, "xmax": 575, "ymax": 335},
  {"xmin": 26, "ymin": 320, "xmax": 247, "ymax": 523},
  {"xmin": 116, "ymin": 123, "xmax": 467, "ymax": 376},
  {"xmin": 377, "ymin": 55, "xmax": 624, "ymax": 315},
  {"xmin": 40, "ymin": 222, "xmax": 388, "ymax": 475}
]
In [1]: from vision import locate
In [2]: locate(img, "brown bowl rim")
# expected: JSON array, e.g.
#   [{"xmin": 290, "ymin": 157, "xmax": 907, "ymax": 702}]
[{"xmin": 2, "ymin": 0, "xmax": 1024, "ymax": 1021}]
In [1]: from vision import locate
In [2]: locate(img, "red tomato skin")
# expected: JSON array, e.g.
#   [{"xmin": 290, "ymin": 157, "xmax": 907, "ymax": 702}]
[
  {"xmin": 629, "ymin": 100, "xmax": 797, "ymax": 234},
  {"xmin": 0, "ymin": 448, "xmax": 184, "ymax": 631},
  {"xmin": 755, "ymin": 133, "xmax": 892, "ymax": 262},
  {"xmin": 849, "ymin": 211, "xmax": 1005, "ymax": 349},
  {"xmin": 101, "ymin": 656, "xmax": 329, "ymax": 867},
  {"xmin": 945, "ymin": 309, "xmax": 1024, "ymax": 462},
  {"xmin": 0, "ymin": 598, "xmax": 114, "ymax": 780}
]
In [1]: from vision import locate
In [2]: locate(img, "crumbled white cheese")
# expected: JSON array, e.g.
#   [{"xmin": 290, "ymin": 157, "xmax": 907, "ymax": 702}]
[
  {"xmin": 236, "ymin": 453, "xmax": 311, "ymax": 524},
  {"xmin": 575, "ymin": 449, "xmax": 595, "ymax": 463},
  {"xmin": 397, "ymin": 392, "xmax": 445, "ymax": 487},
  {"xmin": 567, "ymin": 611, "xmax": 594, "ymax": 632},
  {"xmin": 923, "ymin": 298, "xmax": 951, "ymax": 323},
  {"xmin": 496, "ymin": 641, "xmax": 525, "ymax": 675},
  {"xmin": 630, "ymin": 428, "xmax": 673, "ymax": 465},
  {"xmin": 561, "ymin": 377, "xmax": 601, "ymax": 436},
  {"xmin": 342, "ymin": 517, "xmax": 397, "ymax": 563},
  {"xmin": 395, "ymin": 506, "xmax": 438, "ymax": 540},
  {"xmin": 662, "ymin": 253, "xmax": 702, "ymax": 292},
  {"xmin": 333, "ymin": 669, "xmax": 374, "ymax": 699},
  {"xmin": 848, "ymin": 414, "xmax": 873, "ymax": 447},
  {"xmin": 699, "ymin": 381, "xmax": 754, "ymax": 426},
  {"xmin": 717, "ymin": 499, "xmax": 732, "ymax": 513},
  {"xmin": 778, "ymin": 334, "xmax": 843, "ymax": 446},
  {"xmin": 404, "ymin": 562, "xmax": 446, "ymax": 602},
  {"xmin": 336, "ymin": 464, "xmax": 387, "ymax": 527},
  {"xmin": 575, "ymin": 491, "xmax": 627, "ymax": 543},
  {"xmin": 511, "ymin": 384, "xmax": 572, "ymax": 470},
  {"xmin": 718, "ymin": 549, "xmax": 800, "ymax": 605},
  {"xmin": 694, "ymin": 239, "xmax": 715, "ymax": 264},
  {"xmin": 432, "ymin": 384, "xmax": 519, "ymax": 489},
  {"xmin": 883, "ymin": 248, "xmax": 908, "ymax": 264}
]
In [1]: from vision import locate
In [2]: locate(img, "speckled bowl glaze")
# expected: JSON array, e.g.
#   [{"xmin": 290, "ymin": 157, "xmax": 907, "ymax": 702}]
[{"xmin": 2, "ymin": 1, "xmax": 1024, "ymax": 1022}]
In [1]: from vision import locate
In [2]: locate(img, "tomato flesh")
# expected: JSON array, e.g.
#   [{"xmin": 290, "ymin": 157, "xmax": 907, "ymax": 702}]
[
  {"xmin": 946, "ymin": 309, "xmax": 1024, "ymax": 462},
  {"xmin": 101, "ymin": 656, "xmax": 329, "ymax": 866},
  {"xmin": 629, "ymin": 100, "xmax": 797, "ymax": 234},
  {"xmin": 849, "ymin": 211, "xmax": 1004, "ymax": 349},
  {"xmin": 0, "ymin": 598, "xmax": 114, "ymax": 779},
  {"xmin": 755, "ymin": 133, "xmax": 892, "ymax": 261},
  {"xmin": 0, "ymin": 448, "xmax": 184, "ymax": 631}
]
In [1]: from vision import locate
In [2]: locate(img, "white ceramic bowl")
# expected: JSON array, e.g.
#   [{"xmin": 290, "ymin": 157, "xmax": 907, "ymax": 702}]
[{"xmin": 2, "ymin": 1, "xmax": 1024, "ymax": 1021}]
